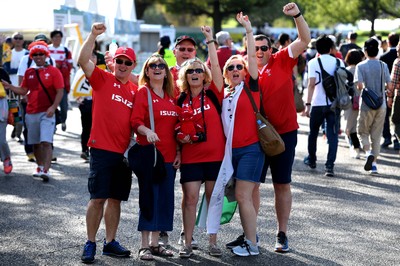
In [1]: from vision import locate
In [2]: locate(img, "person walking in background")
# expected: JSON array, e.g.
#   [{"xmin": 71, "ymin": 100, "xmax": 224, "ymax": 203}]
[
  {"xmin": 0, "ymin": 68, "xmax": 14, "ymax": 174},
  {"xmin": 175, "ymin": 25, "xmax": 224, "ymax": 258},
  {"xmin": 339, "ymin": 32, "xmax": 361, "ymax": 59},
  {"xmin": 17, "ymin": 33, "xmax": 56, "ymax": 163},
  {"xmin": 131, "ymin": 54, "xmax": 179, "ymax": 261},
  {"xmin": 304, "ymin": 35, "xmax": 342, "ymax": 177},
  {"xmin": 2, "ymin": 41, "xmax": 64, "ymax": 181},
  {"xmin": 390, "ymin": 41, "xmax": 400, "ymax": 145},
  {"xmin": 4, "ymin": 32, "xmax": 27, "ymax": 143},
  {"xmin": 78, "ymin": 23, "xmax": 137, "ymax": 263},
  {"xmin": 343, "ymin": 49, "xmax": 364, "ymax": 159},
  {"xmin": 157, "ymin": 35, "xmax": 176, "ymax": 68},
  {"xmin": 48, "ymin": 29, "xmax": 73, "ymax": 132},
  {"xmin": 225, "ymin": 2, "xmax": 310, "ymax": 254},
  {"xmin": 207, "ymin": 30, "xmax": 238, "ymax": 73},
  {"xmin": 355, "ymin": 38, "xmax": 393, "ymax": 174},
  {"xmin": 380, "ymin": 32, "xmax": 400, "ymax": 150}
]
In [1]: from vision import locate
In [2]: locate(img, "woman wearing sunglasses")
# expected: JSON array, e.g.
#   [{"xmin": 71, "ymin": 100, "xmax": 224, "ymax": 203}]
[
  {"xmin": 175, "ymin": 25, "xmax": 224, "ymax": 258},
  {"xmin": 130, "ymin": 54, "xmax": 180, "ymax": 260},
  {"xmin": 218, "ymin": 12, "xmax": 263, "ymax": 257}
]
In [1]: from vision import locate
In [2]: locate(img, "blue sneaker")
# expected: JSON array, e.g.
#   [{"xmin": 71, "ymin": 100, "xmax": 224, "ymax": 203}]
[
  {"xmin": 370, "ymin": 165, "xmax": 378, "ymax": 175},
  {"xmin": 81, "ymin": 240, "xmax": 96, "ymax": 264},
  {"xmin": 102, "ymin": 239, "xmax": 131, "ymax": 257},
  {"xmin": 274, "ymin": 231, "xmax": 289, "ymax": 253},
  {"xmin": 231, "ymin": 239, "xmax": 259, "ymax": 256}
]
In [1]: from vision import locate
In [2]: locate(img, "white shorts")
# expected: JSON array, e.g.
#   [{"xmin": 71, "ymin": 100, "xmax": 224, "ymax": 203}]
[{"xmin": 25, "ymin": 112, "xmax": 55, "ymax": 144}]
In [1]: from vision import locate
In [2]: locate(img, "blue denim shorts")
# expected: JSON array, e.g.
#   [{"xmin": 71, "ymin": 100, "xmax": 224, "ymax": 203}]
[{"xmin": 232, "ymin": 142, "xmax": 265, "ymax": 183}]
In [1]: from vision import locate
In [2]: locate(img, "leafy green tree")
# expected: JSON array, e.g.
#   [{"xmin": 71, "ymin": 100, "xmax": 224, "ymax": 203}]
[{"xmin": 156, "ymin": 0, "xmax": 263, "ymax": 33}]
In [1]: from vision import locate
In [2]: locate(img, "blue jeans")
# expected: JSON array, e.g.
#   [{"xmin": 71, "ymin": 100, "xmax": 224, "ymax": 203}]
[{"xmin": 308, "ymin": 106, "xmax": 340, "ymax": 168}]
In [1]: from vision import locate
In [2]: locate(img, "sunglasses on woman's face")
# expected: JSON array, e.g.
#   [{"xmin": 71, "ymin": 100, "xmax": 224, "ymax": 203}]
[
  {"xmin": 149, "ymin": 63, "xmax": 166, "ymax": 70},
  {"xmin": 227, "ymin": 64, "xmax": 244, "ymax": 71},
  {"xmin": 255, "ymin": 45, "xmax": 269, "ymax": 52},
  {"xmin": 32, "ymin": 53, "xmax": 45, "ymax": 57},
  {"xmin": 186, "ymin": 68, "xmax": 204, "ymax": 74},
  {"xmin": 115, "ymin": 58, "xmax": 134, "ymax": 66}
]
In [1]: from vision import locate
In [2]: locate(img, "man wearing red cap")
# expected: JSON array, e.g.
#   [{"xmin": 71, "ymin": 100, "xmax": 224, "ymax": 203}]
[
  {"xmin": 78, "ymin": 22, "xmax": 138, "ymax": 263},
  {"xmin": 2, "ymin": 41, "xmax": 64, "ymax": 181}
]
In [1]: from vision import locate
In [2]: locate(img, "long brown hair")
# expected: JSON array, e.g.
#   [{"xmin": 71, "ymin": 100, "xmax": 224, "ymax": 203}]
[{"xmin": 138, "ymin": 54, "xmax": 175, "ymax": 98}]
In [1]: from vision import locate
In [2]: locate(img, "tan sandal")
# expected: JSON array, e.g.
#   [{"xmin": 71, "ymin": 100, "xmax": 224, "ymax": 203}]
[
  {"xmin": 150, "ymin": 245, "xmax": 173, "ymax": 257},
  {"xmin": 139, "ymin": 247, "xmax": 154, "ymax": 260}
]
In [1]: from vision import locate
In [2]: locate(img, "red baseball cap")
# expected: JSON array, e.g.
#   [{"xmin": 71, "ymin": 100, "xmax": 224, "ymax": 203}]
[{"xmin": 113, "ymin": 47, "xmax": 136, "ymax": 62}]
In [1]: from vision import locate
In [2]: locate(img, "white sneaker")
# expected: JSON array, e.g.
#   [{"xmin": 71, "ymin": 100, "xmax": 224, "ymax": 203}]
[
  {"xmin": 232, "ymin": 239, "xmax": 259, "ymax": 256},
  {"xmin": 40, "ymin": 170, "xmax": 51, "ymax": 182},
  {"xmin": 178, "ymin": 232, "xmax": 198, "ymax": 249},
  {"xmin": 32, "ymin": 166, "xmax": 43, "ymax": 177}
]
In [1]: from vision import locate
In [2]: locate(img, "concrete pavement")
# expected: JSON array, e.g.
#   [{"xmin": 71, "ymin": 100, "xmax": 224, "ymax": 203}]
[{"xmin": 0, "ymin": 105, "xmax": 399, "ymax": 265}]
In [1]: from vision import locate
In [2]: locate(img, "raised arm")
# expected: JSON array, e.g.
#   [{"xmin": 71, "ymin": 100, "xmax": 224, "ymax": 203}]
[
  {"xmin": 78, "ymin": 23, "xmax": 106, "ymax": 79},
  {"xmin": 237, "ymin": 12, "xmax": 257, "ymax": 80},
  {"xmin": 284, "ymin": 3, "xmax": 311, "ymax": 58},
  {"xmin": 201, "ymin": 26, "xmax": 223, "ymax": 91}
]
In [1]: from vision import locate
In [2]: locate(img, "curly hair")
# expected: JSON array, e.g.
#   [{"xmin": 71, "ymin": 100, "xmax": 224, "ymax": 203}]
[{"xmin": 176, "ymin": 58, "xmax": 212, "ymax": 93}]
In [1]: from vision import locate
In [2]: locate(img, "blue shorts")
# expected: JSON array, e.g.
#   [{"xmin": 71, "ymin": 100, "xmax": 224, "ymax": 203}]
[
  {"xmin": 260, "ymin": 130, "xmax": 297, "ymax": 184},
  {"xmin": 232, "ymin": 142, "xmax": 265, "ymax": 183},
  {"xmin": 180, "ymin": 161, "xmax": 222, "ymax": 184},
  {"xmin": 88, "ymin": 148, "xmax": 132, "ymax": 201}
]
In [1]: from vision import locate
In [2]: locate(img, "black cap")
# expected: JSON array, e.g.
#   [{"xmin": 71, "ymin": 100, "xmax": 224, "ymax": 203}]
[
  {"xmin": 175, "ymin": 35, "xmax": 196, "ymax": 46},
  {"xmin": 34, "ymin": 33, "xmax": 48, "ymax": 42}
]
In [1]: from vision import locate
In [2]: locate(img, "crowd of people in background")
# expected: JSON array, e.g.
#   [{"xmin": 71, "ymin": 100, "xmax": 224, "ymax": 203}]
[{"xmin": 0, "ymin": 1, "xmax": 399, "ymax": 264}]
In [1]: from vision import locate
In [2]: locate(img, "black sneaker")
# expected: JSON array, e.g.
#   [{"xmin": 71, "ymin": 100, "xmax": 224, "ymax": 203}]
[
  {"xmin": 81, "ymin": 240, "xmax": 96, "ymax": 264},
  {"xmin": 102, "ymin": 239, "xmax": 131, "ymax": 257},
  {"xmin": 226, "ymin": 233, "xmax": 245, "ymax": 249},
  {"xmin": 364, "ymin": 154, "xmax": 374, "ymax": 171},
  {"xmin": 274, "ymin": 231, "xmax": 289, "ymax": 253},
  {"xmin": 303, "ymin": 156, "xmax": 316, "ymax": 169},
  {"xmin": 324, "ymin": 168, "xmax": 334, "ymax": 177}
]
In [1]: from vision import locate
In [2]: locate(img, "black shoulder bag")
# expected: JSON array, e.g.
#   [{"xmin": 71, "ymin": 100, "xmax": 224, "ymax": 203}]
[{"xmin": 34, "ymin": 69, "xmax": 62, "ymax": 125}]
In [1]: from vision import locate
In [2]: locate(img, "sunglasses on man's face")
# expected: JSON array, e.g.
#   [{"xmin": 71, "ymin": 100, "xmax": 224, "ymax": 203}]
[
  {"xmin": 32, "ymin": 53, "xmax": 45, "ymax": 57},
  {"xmin": 115, "ymin": 58, "xmax": 134, "ymax": 66},
  {"xmin": 177, "ymin": 47, "xmax": 195, "ymax": 53},
  {"xmin": 13, "ymin": 37, "xmax": 23, "ymax": 40},
  {"xmin": 227, "ymin": 64, "xmax": 244, "ymax": 71},
  {"xmin": 149, "ymin": 63, "xmax": 166, "ymax": 70},
  {"xmin": 255, "ymin": 45, "xmax": 269, "ymax": 52},
  {"xmin": 186, "ymin": 68, "xmax": 204, "ymax": 74}
]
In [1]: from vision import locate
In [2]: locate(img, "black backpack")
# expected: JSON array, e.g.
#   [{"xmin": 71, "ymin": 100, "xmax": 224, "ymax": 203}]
[{"xmin": 317, "ymin": 57, "xmax": 354, "ymax": 110}]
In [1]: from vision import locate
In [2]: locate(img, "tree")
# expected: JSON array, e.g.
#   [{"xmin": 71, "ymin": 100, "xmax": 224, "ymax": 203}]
[{"xmin": 156, "ymin": 0, "xmax": 262, "ymax": 33}]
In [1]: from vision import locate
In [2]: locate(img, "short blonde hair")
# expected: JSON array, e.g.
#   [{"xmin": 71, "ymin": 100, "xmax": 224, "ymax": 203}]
[
  {"xmin": 222, "ymin": 55, "xmax": 248, "ymax": 87},
  {"xmin": 176, "ymin": 58, "xmax": 212, "ymax": 93},
  {"xmin": 138, "ymin": 54, "xmax": 175, "ymax": 98}
]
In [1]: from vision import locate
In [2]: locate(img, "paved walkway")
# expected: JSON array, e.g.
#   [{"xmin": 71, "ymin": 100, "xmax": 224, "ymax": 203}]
[{"xmin": 0, "ymin": 105, "xmax": 399, "ymax": 265}]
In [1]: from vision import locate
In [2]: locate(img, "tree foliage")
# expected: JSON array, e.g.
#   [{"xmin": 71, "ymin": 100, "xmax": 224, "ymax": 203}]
[{"xmin": 156, "ymin": 0, "xmax": 265, "ymax": 33}]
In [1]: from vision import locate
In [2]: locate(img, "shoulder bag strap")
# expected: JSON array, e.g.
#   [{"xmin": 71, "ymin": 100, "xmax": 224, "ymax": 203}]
[
  {"xmin": 145, "ymin": 86, "xmax": 157, "ymax": 167},
  {"xmin": 243, "ymin": 84, "xmax": 259, "ymax": 113},
  {"xmin": 34, "ymin": 68, "xmax": 53, "ymax": 105},
  {"xmin": 145, "ymin": 86, "xmax": 155, "ymax": 131}
]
